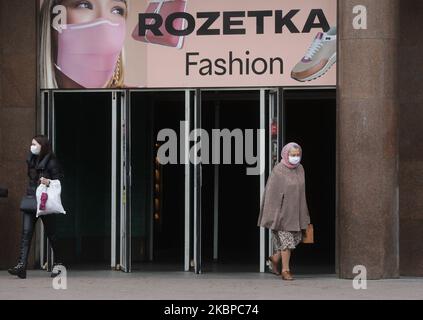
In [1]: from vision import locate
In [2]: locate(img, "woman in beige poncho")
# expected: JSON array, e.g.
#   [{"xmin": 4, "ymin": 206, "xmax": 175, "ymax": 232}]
[{"xmin": 258, "ymin": 142, "xmax": 311, "ymax": 281}]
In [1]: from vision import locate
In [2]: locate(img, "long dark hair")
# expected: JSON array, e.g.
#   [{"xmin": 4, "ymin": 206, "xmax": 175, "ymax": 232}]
[{"xmin": 33, "ymin": 135, "xmax": 54, "ymax": 160}]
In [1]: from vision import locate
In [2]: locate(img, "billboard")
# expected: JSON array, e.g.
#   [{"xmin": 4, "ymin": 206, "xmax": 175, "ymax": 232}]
[{"xmin": 39, "ymin": 0, "xmax": 337, "ymax": 89}]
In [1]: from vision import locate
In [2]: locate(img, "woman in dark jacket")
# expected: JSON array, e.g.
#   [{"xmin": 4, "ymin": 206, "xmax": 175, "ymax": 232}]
[{"xmin": 8, "ymin": 135, "xmax": 64, "ymax": 279}]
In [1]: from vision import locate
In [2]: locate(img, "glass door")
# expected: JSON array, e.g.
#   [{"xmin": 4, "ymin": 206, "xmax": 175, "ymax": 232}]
[
  {"xmin": 265, "ymin": 88, "xmax": 283, "ymax": 272},
  {"xmin": 128, "ymin": 90, "xmax": 195, "ymax": 272},
  {"xmin": 39, "ymin": 90, "xmax": 126, "ymax": 271},
  {"xmin": 183, "ymin": 88, "xmax": 274, "ymax": 274},
  {"xmin": 191, "ymin": 89, "xmax": 202, "ymax": 274},
  {"xmin": 199, "ymin": 90, "xmax": 262, "ymax": 272},
  {"xmin": 46, "ymin": 91, "xmax": 117, "ymax": 269},
  {"xmin": 39, "ymin": 88, "xmax": 282, "ymax": 274},
  {"xmin": 119, "ymin": 91, "xmax": 131, "ymax": 272},
  {"xmin": 38, "ymin": 90, "xmax": 52, "ymax": 270}
]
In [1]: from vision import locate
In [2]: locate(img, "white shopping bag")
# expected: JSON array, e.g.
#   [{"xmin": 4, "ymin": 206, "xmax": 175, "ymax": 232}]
[{"xmin": 36, "ymin": 180, "xmax": 66, "ymax": 217}]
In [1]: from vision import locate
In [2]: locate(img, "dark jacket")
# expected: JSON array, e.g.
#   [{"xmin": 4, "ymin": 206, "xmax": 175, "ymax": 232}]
[{"xmin": 26, "ymin": 152, "xmax": 64, "ymax": 196}]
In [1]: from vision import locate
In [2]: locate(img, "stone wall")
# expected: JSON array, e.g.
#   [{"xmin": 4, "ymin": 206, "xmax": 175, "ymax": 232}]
[
  {"xmin": 398, "ymin": 0, "xmax": 423, "ymax": 276},
  {"xmin": 337, "ymin": 0, "xmax": 400, "ymax": 279},
  {"xmin": 0, "ymin": 0, "xmax": 38, "ymax": 269}
]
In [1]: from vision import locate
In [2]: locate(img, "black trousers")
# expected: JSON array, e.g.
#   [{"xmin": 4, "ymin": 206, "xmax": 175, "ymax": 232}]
[{"xmin": 18, "ymin": 211, "xmax": 59, "ymax": 268}]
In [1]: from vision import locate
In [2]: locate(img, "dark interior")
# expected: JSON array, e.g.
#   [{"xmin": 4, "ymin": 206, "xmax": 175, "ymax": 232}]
[
  {"xmin": 50, "ymin": 89, "xmax": 336, "ymax": 274},
  {"xmin": 130, "ymin": 91, "xmax": 186, "ymax": 270},
  {"xmin": 54, "ymin": 92, "xmax": 112, "ymax": 267},
  {"xmin": 201, "ymin": 91, "xmax": 261, "ymax": 272},
  {"xmin": 283, "ymin": 89, "xmax": 336, "ymax": 274}
]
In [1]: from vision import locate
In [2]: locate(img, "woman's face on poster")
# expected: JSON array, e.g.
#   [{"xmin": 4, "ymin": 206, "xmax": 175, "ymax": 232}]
[
  {"xmin": 51, "ymin": 0, "xmax": 128, "ymax": 88},
  {"xmin": 60, "ymin": 0, "xmax": 127, "ymax": 24}
]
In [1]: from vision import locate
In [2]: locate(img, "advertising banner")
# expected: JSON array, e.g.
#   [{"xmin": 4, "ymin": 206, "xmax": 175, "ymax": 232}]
[{"xmin": 39, "ymin": 0, "xmax": 337, "ymax": 89}]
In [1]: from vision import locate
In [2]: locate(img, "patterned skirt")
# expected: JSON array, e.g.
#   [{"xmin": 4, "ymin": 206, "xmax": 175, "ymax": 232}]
[{"xmin": 272, "ymin": 230, "xmax": 302, "ymax": 251}]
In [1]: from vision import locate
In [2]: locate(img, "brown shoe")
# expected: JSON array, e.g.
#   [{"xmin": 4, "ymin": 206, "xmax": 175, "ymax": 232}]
[
  {"xmin": 267, "ymin": 256, "xmax": 281, "ymax": 275},
  {"xmin": 281, "ymin": 270, "xmax": 294, "ymax": 281}
]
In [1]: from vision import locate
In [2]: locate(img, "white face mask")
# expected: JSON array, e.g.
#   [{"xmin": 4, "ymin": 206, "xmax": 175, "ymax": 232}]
[
  {"xmin": 288, "ymin": 156, "xmax": 301, "ymax": 165},
  {"xmin": 30, "ymin": 145, "xmax": 41, "ymax": 155}
]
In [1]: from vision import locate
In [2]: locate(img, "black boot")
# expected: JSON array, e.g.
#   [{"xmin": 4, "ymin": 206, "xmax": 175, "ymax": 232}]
[
  {"xmin": 14, "ymin": 216, "xmax": 33, "ymax": 279},
  {"xmin": 8, "ymin": 263, "xmax": 27, "ymax": 279}
]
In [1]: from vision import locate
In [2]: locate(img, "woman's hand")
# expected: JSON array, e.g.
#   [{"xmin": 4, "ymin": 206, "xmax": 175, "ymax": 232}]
[{"xmin": 40, "ymin": 177, "xmax": 50, "ymax": 186}]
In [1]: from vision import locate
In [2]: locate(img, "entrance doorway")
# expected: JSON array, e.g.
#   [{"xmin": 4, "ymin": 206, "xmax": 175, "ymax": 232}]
[
  {"xmin": 282, "ymin": 89, "xmax": 336, "ymax": 274},
  {"xmin": 40, "ymin": 90, "xmax": 129, "ymax": 271},
  {"xmin": 130, "ymin": 91, "xmax": 187, "ymax": 271},
  {"xmin": 50, "ymin": 92, "xmax": 113, "ymax": 268},
  {"xmin": 200, "ymin": 90, "xmax": 261, "ymax": 272},
  {"xmin": 38, "ymin": 88, "xmax": 336, "ymax": 274},
  {"xmin": 189, "ymin": 88, "xmax": 337, "ymax": 274}
]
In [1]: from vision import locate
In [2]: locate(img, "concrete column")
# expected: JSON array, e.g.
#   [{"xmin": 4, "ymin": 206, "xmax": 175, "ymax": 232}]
[
  {"xmin": 337, "ymin": 0, "xmax": 400, "ymax": 279},
  {"xmin": 398, "ymin": 0, "xmax": 423, "ymax": 277},
  {"xmin": 0, "ymin": 0, "xmax": 37, "ymax": 269}
]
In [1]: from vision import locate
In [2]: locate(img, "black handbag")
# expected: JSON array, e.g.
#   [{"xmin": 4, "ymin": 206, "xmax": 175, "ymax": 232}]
[{"xmin": 20, "ymin": 195, "xmax": 37, "ymax": 212}]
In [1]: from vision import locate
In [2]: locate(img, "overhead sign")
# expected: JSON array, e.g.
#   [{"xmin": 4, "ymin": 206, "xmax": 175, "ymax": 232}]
[{"xmin": 39, "ymin": 0, "xmax": 337, "ymax": 89}]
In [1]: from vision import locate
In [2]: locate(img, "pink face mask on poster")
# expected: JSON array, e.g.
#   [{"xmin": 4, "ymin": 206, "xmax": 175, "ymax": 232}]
[{"xmin": 55, "ymin": 19, "xmax": 126, "ymax": 88}]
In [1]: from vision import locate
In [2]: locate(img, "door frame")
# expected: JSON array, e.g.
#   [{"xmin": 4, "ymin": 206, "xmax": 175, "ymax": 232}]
[
  {"xmin": 39, "ymin": 89, "xmax": 126, "ymax": 271},
  {"xmin": 127, "ymin": 89, "xmax": 195, "ymax": 273},
  {"xmin": 192, "ymin": 89, "xmax": 202, "ymax": 274},
  {"xmin": 193, "ymin": 88, "xmax": 272, "ymax": 274}
]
